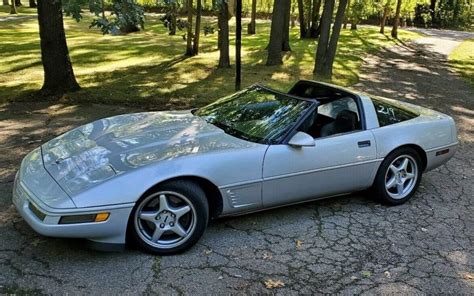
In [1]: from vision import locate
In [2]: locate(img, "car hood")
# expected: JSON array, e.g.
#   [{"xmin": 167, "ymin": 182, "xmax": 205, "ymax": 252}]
[{"xmin": 41, "ymin": 110, "xmax": 253, "ymax": 196}]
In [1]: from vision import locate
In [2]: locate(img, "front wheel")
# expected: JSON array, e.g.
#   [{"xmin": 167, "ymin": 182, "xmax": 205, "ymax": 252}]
[
  {"xmin": 128, "ymin": 180, "xmax": 209, "ymax": 255},
  {"xmin": 373, "ymin": 147, "xmax": 423, "ymax": 205}
]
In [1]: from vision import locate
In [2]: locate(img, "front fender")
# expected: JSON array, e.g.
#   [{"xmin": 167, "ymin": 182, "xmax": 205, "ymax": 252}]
[{"xmin": 70, "ymin": 146, "xmax": 268, "ymax": 208}]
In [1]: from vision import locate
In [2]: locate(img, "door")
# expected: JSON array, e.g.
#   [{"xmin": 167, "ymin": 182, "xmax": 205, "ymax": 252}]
[{"xmin": 262, "ymin": 130, "xmax": 378, "ymax": 208}]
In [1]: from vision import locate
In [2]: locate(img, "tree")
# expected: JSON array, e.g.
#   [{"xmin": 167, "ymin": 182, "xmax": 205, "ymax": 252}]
[
  {"xmin": 429, "ymin": 0, "xmax": 437, "ymax": 26},
  {"xmin": 435, "ymin": 0, "xmax": 471, "ymax": 29},
  {"xmin": 297, "ymin": 0, "xmax": 322, "ymax": 38},
  {"xmin": 114, "ymin": 0, "xmax": 145, "ymax": 33},
  {"xmin": 309, "ymin": 0, "xmax": 321, "ymax": 36},
  {"xmin": 185, "ymin": 0, "xmax": 194, "ymax": 55},
  {"xmin": 29, "ymin": 0, "xmax": 36, "ymax": 8},
  {"xmin": 169, "ymin": 1, "xmax": 177, "ymax": 35},
  {"xmin": 347, "ymin": 0, "xmax": 365, "ymax": 30},
  {"xmin": 14, "ymin": 0, "xmax": 21, "ymax": 6},
  {"xmin": 314, "ymin": 0, "xmax": 348, "ymax": 77},
  {"xmin": 37, "ymin": 0, "xmax": 80, "ymax": 95},
  {"xmin": 85, "ymin": 0, "xmax": 145, "ymax": 34},
  {"xmin": 297, "ymin": 0, "xmax": 307, "ymax": 37},
  {"xmin": 282, "ymin": 0, "xmax": 291, "ymax": 51},
  {"xmin": 266, "ymin": 0, "xmax": 291, "ymax": 65},
  {"xmin": 3, "ymin": 0, "xmax": 9, "ymax": 6},
  {"xmin": 391, "ymin": 0, "xmax": 402, "ymax": 38},
  {"xmin": 10, "ymin": 0, "xmax": 17, "ymax": 14},
  {"xmin": 247, "ymin": 0, "xmax": 257, "ymax": 34},
  {"xmin": 343, "ymin": 0, "xmax": 351, "ymax": 29},
  {"xmin": 159, "ymin": 0, "xmax": 178, "ymax": 35},
  {"xmin": 379, "ymin": 0, "xmax": 391, "ymax": 33},
  {"xmin": 193, "ymin": 0, "xmax": 202, "ymax": 54},
  {"xmin": 217, "ymin": 0, "xmax": 230, "ymax": 67}
]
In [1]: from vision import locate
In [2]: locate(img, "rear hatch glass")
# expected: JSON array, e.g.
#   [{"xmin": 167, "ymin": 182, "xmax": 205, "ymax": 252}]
[{"xmin": 372, "ymin": 98, "xmax": 419, "ymax": 127}]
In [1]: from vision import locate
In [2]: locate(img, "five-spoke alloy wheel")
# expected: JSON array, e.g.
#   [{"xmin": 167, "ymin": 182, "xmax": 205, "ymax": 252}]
[
  {"xmin": 373, "ymin": 147, "xmax": 423, "ymax": 205},
  {"xmin": 128, "ymin": 180, "xmax": 209, "ymax": 255},
  {"xmin": 384, "ymin": 155, "xmax": 418, "ymax": 199}
]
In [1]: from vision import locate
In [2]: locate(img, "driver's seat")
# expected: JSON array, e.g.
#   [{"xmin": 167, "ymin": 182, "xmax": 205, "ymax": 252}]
[{"xmin": 320, "ymin": 110, "xmax": 358, "ymax": 137}]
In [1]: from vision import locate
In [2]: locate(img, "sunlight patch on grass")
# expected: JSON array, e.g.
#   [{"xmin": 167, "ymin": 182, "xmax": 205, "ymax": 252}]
[{"xmin": 449, "ymin": 39, "xmax": 474, "ymax": 88}]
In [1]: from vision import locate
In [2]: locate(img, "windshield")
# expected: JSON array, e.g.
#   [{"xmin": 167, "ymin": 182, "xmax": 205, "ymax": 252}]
[{"xmin": 194, "ymin": 86, "xmax": 312, "ymax": 144}]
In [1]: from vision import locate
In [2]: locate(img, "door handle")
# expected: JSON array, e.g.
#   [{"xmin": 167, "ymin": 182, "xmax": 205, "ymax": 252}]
[{"xmin": 358, "ymin": 140, "xmax": 371, "ymax": 148}]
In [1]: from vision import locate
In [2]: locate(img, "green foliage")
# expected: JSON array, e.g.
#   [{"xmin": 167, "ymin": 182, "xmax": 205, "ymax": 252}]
[
  {"xmin": 63, "ymin": 0, "xmax": 87, "ymax": 21},
  {"xmin": 413, "ymin": 3, "xmax": 430, "ymax": 27},
  {"xmin": 411, "ymin": 0, "xmax": 472, "ymax": 29},
  {"xmin": 159, "ymin": 0, "xmax": 180, "ymax": 35},
  {"xmin": 435, "ymin": 0, "xmax": 472, "ymax": 29},
  {"xmin": 347, "ymin": 0, "xmax": 368, "ymax": 24},
  {"xmin": 64, "ymin": 0, "xmax": 145, "ymax": 34}
]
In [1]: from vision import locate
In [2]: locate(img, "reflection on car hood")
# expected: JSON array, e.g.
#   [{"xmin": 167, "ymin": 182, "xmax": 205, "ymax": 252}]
[{"xmin": 41, "ymin": 111, "xmax": 253, "ymax": 196}]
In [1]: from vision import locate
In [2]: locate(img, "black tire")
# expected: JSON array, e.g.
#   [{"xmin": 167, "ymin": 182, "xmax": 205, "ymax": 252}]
[
  {"xmin": 373, "ymin": 147, "xmax": 423, "ymax": 205},
  {"xmin": 127, "ymin": 180, "xmax": 209, "ymax": 255}
]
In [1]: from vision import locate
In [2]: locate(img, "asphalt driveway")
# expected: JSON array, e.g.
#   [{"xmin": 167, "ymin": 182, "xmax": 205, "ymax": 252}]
[{"xmin": 0, "ymin": 29, "xmax": 473, "ymax": 294}]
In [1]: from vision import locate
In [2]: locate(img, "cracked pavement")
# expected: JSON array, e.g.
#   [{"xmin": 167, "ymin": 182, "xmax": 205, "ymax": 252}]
[{"xmin": 1, "ymin": 29, "xmax": 473, "ymax": 294}]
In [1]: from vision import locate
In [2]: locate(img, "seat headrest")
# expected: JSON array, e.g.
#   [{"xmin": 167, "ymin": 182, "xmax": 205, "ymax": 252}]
[{"xmin": 336, "ymin": 110, "xmax": 358, "ymax": 128}]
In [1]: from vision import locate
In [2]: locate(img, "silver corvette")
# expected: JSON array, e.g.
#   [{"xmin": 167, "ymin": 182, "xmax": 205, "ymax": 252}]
[{"xmin": 13, "ymin": 80, "xmax": 458, "ymax": 254}]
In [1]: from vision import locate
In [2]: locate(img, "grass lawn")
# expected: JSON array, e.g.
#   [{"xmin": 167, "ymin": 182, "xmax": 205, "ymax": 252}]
[
  {"xmin": 449, "ymin": 39, "xmax": 474, "ymax": 88},
  {"xmin": 0, "ymin": 7, "xmax": 422, "ymax": 108}
]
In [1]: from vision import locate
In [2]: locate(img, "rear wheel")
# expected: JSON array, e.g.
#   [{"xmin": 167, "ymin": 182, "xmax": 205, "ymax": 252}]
[
  {"xmin": 373, "ymin": 147, "xmax": 423, "ymax": 205},
  {"xmin": 128, "ymin": 180, "xmax": 209, "ymax": 255}
]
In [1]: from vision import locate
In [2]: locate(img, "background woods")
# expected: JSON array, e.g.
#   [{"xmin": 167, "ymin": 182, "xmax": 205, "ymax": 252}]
[{"xmin": 0, "ymin": 0, "xmax": 472, "ymax": 103}]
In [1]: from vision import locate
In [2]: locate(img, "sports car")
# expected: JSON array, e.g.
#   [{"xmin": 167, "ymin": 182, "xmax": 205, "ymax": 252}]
[{"xmin": 13, "ymin": 80, "xmax": 458, "ymax": 254}]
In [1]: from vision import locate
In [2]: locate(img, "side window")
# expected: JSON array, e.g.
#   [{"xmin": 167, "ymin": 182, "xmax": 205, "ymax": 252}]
[
  {"xmin": 372, "ymin": 99, "xmax": 419, "ymax": 127},
  {"xmin": 299, "ymin": 96, "xmax": 362, "ymax": 138},
  {"xmin": 318, "ymin": 97, "xmax": 359, "ymax": 121}
]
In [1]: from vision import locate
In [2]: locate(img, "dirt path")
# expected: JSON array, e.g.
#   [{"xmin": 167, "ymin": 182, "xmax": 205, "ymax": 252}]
[
  {"xmin": 407, "ymin": 28, "xmax": 474, "ymax": 54},
  {"xmin": 0, "ymin": 30, "xmax": 473, "ymax": 294},
  {"xmin": 355, "ymin": 29, "xmax": 473, "ymax": 144}
]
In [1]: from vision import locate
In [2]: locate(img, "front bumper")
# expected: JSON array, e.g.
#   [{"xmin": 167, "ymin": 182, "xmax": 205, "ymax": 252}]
[{"xmin": 13, "ymin": 174, "xmax": 134, "ymax": 245}]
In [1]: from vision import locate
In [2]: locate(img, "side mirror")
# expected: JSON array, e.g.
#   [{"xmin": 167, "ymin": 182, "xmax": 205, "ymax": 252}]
[{"xmin": 288, "ymin": 132, "xmax": 315, "ymax": 147}]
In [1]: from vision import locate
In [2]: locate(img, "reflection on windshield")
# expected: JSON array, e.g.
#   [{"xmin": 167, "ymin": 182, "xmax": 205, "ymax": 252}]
[{"xmin": 195, "ymin": 86, "xmax": 311, "ymax": 144}]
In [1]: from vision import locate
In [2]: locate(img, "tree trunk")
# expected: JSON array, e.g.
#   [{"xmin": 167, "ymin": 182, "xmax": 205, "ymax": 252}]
[
  {"xmin": 185, "ymin": 0, "xmax": 194, "ymax": 56},
  {"xmin": 100, "ymin": 0, "xmax": 105, "ymax": 19},
  {"xmin": 29, "ymin": 0, "xmax": 36, "ymax": 8},
  {"xmin": 218, "ymin": 1, "xmax": 230, "ymax": 67},
  {"xmin": 324, "ymin": 0, "xmax": 347, "ymax": 74},
  {"xmin": 297, "ymin": 0, "xmax": 307, "ymax": 38},
  {"xmin": 350, "ymin": 22, "xmax": 357, "ymax": 30},
  {"xmin": 266, "ymin": 0, "xmax": 288, "ymax": 65},
  {"xmin": 14, "ymin": 0, "xmax": 20, "ymax": 6},
  {"xmin": 314, "ymin": 0, "xmax": 334, "ymax": 73},
  {"xmin": 391, "ymin": 0, "xmax": 402, "ymax": 38},
  {"xmin": 37, "ymin": 0, "xmax": 80, "ymax": 95},
  {"xmin": 282, "ymin": 0, "xmax": 291, "ymax": 51},
  {"xmin": 170, "ymin": 3, "xmax": 177, "ymax": 35},
  {"xmin": 248, "ymin": 0, "xmax": 256, "ymax": 34},
  {"xmin": 429, "ymin": 0, "xmax": 437, "ymax": 27},
  {"xmin": 3, "ymin": 0, "xmax": 9, "ymax": 6},
  {"xmin": 343, "ymin": 0, "xmax": 350, "ymax": 28},
  {"xmin": 314, "ymin": 0, "xmax": 348, "ymax": 77},
  {"xmin": 10, "ymin": 0, "xmax": 17, "ymax": 13},
  {"xmin": 193, "ymin": 0, "xmax": 202, "ymax": 54},
  {"xmin": 309, "ymin": 0, "xmax": 322, "ymax": 37},
  {"xmin": 291, "ymin": 2, "xmax": 296, "ymax": 27},
  {"xmin": 380, "ymin": 5, "xmax": 389, "ymax": 33}
]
